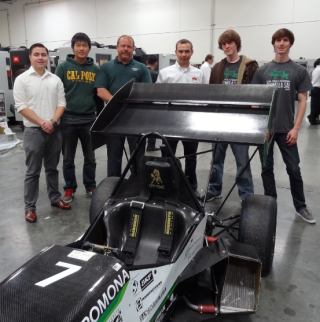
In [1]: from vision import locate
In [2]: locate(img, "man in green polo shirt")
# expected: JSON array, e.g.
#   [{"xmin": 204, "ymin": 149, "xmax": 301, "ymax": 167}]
[{"xmin": 95, "ymin": 35, "xmax": 152, "ymax": 177}]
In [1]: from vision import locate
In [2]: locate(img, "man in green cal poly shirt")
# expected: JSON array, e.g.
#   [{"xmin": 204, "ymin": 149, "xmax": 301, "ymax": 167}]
[
  {"xmin": 56, "ymin": 32, "xmax": 101, "ymax": 203},
  {"xmin": 95, "ymin": 35, "xmax": 151, "ymax": 177}
]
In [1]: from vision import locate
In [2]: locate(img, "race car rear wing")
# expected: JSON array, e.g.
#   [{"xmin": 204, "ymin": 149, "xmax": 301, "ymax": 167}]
[{"xmin": 91, "ymin": 79, "xmax": 277, "ymax": 151}]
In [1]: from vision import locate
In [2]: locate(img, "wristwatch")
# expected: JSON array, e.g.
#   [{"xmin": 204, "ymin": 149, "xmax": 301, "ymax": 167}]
[{"xmin": 50, "ymin": 119, "xmax": 58, "ymax": 127}]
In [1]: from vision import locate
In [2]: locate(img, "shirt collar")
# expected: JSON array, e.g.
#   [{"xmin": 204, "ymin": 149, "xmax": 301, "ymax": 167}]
[
  {"xmin": 28, "ymin": 66, "xmax": 50, "ymax": 78},
  {"xmin": 115, "ymin": 56, "xmax": 134, "ymax": 65},
  {"xmin": 175, "ymin": 61, "xmax": 191, "ymax": 71}
]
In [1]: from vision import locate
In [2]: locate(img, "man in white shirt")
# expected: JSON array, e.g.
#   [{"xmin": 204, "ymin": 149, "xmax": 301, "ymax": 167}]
[
  {"xmin": 13, "ymin": 43, "xmax": 71, "ymax": 223},
  {"xmin": 200, "ymin": 54, "xmax": 214, "ymax": 84},
  {"xmin": 307, "ymin": 58, "xmax": 320, "ymax": 125},
  {"xmin": 157, "ymin": 39, "xmax": 206, "ymax": 199}
]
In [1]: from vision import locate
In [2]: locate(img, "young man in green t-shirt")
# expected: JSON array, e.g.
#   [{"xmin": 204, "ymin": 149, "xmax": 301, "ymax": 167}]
[{"xmin": 56, "ymin": 33, "xmax": 101, "ymax": 203}]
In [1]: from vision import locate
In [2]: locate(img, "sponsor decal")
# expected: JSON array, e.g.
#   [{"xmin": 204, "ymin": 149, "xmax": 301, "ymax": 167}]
[
  {"xmin": 155, "ymin": 305, "xmax": 166, "ymax": 322},
  {"xmin": 129, "ymin": 214, "xmax": 139, "ymax": 238},
  {"xmin": 142, "ymin": 281, "xmax": 162, "ymax": 301},
  {"xmin": 154, "ymin": 291, "xmax": 177, "ymax": 322},
  {"xmin": 184, "ymin": 236, "xmax": 202, "ymax": 262},
  {"xmin": 140, "ymin": 271, "xmax": 154, "ymax": 291},
  {"xmin": 136, "ymin": 298, "xmax": 143, "ymax": 312},
  {"xmin": 149, "ymin": 169, "xmax": 164, "ymax": 190},
  {"xmin": 150, "ymin": 284, "xmax": 177, "ymax": 322},
  {"xmin": 81, "ymin": 269, "xmax": 129, "ymax": 322},
  {"xmin": 110, "ymin": 308, "xmax": 123, "ymax": 322},
  {"xmin": 135, "ymin": 281, "xmax": 163, "ymax": 312},
  {"xmin": 139, "ymin": 288, "xmax": 166, "ymax": 321},
  {"xmin": 132, "ymin": 280, "xmax": 139, "ymax": 295},
  {"xmin": 68, "ymin": 250, "xmax": 96, "ymax": 262},
  {"xmin": 112, "ymin": 263, "xmax": 122, "ymax": 271}
]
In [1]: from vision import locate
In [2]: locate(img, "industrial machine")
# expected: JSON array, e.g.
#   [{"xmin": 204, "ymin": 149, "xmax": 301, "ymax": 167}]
[
  {"xmin": 141, "ymin": 53, "xmax": 176, "ymax": 72},
  {"xmin": 0, "ymin": 81, "xmax": 278, "ymax": 322},
  {"xmin": 55, "ymin": 46, "xmax": 118, "ymax": 67},
  {"xmin": 0, "ymin": 51, "xmax": 16, "ymax": 120}
]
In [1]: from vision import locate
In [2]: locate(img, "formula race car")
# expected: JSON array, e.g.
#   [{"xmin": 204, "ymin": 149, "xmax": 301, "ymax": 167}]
[{"xmin": 0, "ymin": 81, "xmax": 277, "ymax": 322}]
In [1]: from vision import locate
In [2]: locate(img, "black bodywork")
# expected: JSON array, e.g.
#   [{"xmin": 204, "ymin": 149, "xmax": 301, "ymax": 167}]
[{"xmin": 0, "ymin": 80, "xmax": 276, "ymax": 322}]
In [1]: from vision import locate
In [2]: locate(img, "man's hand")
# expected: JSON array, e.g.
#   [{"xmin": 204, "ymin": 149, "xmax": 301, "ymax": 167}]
[
  {"xmin": 41, "ymin": 120, "xmax": 55, "ymax": 134},
  {"xmin": 286, "ymin": 128, "xmax": 299, "ymax": 146}
]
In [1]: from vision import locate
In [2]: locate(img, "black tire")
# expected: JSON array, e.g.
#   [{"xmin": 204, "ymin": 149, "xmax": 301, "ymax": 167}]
[
  {"xmin": 238, "ymin": 194, "xmax": 277, "ymax": 272},
  {"xmin": 89, "ymin": 177, "xmax": 120, "ymax": 223}
]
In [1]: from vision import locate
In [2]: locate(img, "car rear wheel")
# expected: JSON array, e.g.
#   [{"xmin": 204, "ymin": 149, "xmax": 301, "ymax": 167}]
[
  {"xmin": 238, "ymin": 194, "xmax": 277, "ymax": 272},
  {"xmin": 89, "ymin": 177, "xmax": 120, "ymax": 223}
]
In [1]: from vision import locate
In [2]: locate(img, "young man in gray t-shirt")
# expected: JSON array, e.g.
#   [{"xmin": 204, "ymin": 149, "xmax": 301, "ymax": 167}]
[{"xmin": 251, "ymin": 28, "xmax": 314, "ymax": 224}]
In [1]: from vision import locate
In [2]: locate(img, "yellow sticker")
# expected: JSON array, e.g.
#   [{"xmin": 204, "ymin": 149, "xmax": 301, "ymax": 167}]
[
  {"xmin": 129, "ymin": 214, "xmax": 139, "ymax": 238},
  {"xmin": 164, "ymin": 211, "xmax": 174, "ymax": 235}
]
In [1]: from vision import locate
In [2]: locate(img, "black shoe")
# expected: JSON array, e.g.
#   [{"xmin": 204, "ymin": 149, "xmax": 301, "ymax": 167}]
[
  {"xmin": 200, "ymin": 192, "xmax": 223, "ymax": 202},
  {"xmin": 147, "ymin": 146, "xmax": 161, "ymax": 151},
  {"xmin": 307, "ymin": 115, "xmax": 320, "ymax": 125}
]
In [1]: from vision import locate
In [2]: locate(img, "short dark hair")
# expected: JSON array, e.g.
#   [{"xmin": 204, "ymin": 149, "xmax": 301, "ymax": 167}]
[
  {"xmin": 147, "ymin": 55, "xmax": 158, "ymax": 65},
  {"xmin": 29, "ymin": 43, "xmax": 48, "ymax": 55},
  {"xmin": 71, "ymin": 32, "xmax": 91, "ymax": 49},
  {"xmin": 205, "ymin": 54, "xmax": 213, "ymax": 61},
  {"xmin": 314, "ymin": 58, "xmax": 320, "ymax": 68},
  {"xmin": 272, "ymin": 28, "xmax": 295, "ymax": 45},
  {"xmin": 117, "ymin": 35, "xmax": 135, "ymax": 47},
  {"xmin": 218, "ymin": 29, "xmax": 241, "ymax": 52},
  {"xmin": 176, "ymin": 39, "xmax": 193, "ymax": 50}
]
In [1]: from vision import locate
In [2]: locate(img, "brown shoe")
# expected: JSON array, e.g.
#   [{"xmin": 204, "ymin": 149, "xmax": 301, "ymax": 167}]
[
  {"xmin": 25, "ymin": 210, "xmax": 37, "ymax": 223},
  {"xmin": 51, "ymin": 200, "xmax": 71, "ymax": 210}
]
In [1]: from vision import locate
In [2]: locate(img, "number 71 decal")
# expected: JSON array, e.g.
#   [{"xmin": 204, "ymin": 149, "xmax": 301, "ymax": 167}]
[{"xmin": 35, "ymin": 262, "xmax": 81, "ymax": 287}]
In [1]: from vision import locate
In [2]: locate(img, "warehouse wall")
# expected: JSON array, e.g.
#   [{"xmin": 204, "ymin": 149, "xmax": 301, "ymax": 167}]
[
  {"xmin": 214, "ymin": 0, "xmax": 320, "ymax": 62},
  {"xmin": 0, "ymin": 0, "xmax": 319, "ymax": 63}
]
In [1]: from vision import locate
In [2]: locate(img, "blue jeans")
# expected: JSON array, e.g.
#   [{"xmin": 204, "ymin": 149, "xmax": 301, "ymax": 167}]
[
  {"xmin": 61, "ymin": 122, "xmax": 96, "ymax": 191},
  {"xmin": 208, "ymin": 143, "xmax": 254, "ymax": 200},
  {"xmin": 259, "ymin": 133, "xmax": 306, "ymax": 211}
]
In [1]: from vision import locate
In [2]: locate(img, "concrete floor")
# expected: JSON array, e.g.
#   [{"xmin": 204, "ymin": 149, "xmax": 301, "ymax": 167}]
[{"xmin": 0, "ymin": 105, "xmax": 319, "ymax": 321}]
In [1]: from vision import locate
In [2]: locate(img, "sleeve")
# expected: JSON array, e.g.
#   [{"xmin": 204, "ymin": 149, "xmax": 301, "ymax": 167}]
[
  {"xmin": 55, "ymin": 63, "xmax": 64, "ymax": 83},
  {"xmin": 204, "ymin": 66, "xmax": 211, "ymax": 84},
  {"xmin": 298, "ymin": 68, "xmax": 313, "ymax": 93},
  {"xmin": 247, "ymin": 61, "xmax": 259, "ymax": 84},
  {"xmin": 251, "ymin": 69, "xmax": 262, "ymax": 84},
  {"xmin": 94, "ymin": 64, "xmax": 109, "ymax": 89},
  {"xmin": 13, "ymin": 75, "xmax": 28, "ymax": 112},
  {"xmin": 209, "ymin": 65, "xmax": 216, "ymax": 84},
  {"xmin": 57, "ymin": 78, "xmax": 66, "ymax": 108},
  {"xmin": 156, "ymin": 71, "xmax": 163, "ymax": 83},
  {"xmin": 140, "ymin": 66, "xmax": 152, "ymax": 83},
  {"xmin": 200, "ymin": 70, "xmax": 206, "ymax": 84}
]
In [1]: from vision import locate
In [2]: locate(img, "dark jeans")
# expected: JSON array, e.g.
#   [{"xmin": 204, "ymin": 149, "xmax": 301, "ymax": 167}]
[
  {"xmin": 308, "ymin": 87, "xmax": 320, "ymax": 123},
  {"xmin": 259, "ymin": 133, "xmax": 306, "ymax": 210},
  {"xmin": 168, "ymin": 140, "xmax": 198, "ymax": 190},
  {"xmin": 61, "ymin": 122, "xmax": 96, "ymax": 191},
  {"xmin": 23, "ymin": 127, "xmax": 62, "ymax": 210},
  {"xmin": 107, "ymin": 136, "xmax": 146, "ymax": 177}
]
